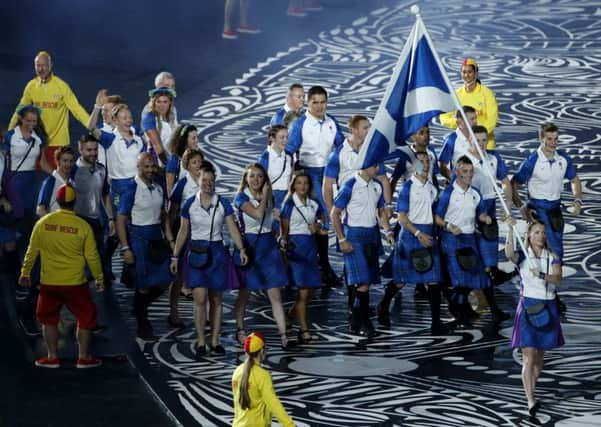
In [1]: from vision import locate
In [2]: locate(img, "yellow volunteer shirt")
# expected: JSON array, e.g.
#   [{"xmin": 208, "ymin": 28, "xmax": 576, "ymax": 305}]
[
  {"xmin": 439, "ymin": 83, "xmax": 499, "ymax": 150},
  {"xmin": 231, "ymin": 362, "xmax": 295, "ymax": 427},
  {"xmin": 9, "ymin": 74, "xmax": 90, "ymax": 147},
  {"xmin": 21, "ymin": 209, "xmax": 103, "ymax": 286}
]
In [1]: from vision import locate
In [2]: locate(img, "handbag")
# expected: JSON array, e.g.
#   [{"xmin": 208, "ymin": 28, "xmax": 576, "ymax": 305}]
[
  {"xmin": 0, "ymin": 205, "xmax": 16, "ymax": 227},
  {"xmin": 363, "ymin": 242, "xmax": 379, "ymax": 267},
  {"xmin": 456, "ymin": 247, "xmax": 478, "ymax": 271},
  {"xmin": 148, "ymin": 239, "xmax": 170, "ymax": 264},
  {"xmin": 233, "ymin": 210, "xmax": 265, "ymax": 270},
  {"xmin": 547, "ymin": 206, "xmax": 564, "ymax": 232},
  {"xmin": 187, "ymin": 197, "xmax": 219, "ymax": 270},
  {"xmin": 479, "ymin": 217, "xmax": 499, "ymax": 241},
  {"xmin": 524, "ymin": 301, "xmax": 552, "ymax": 329},
  {"xmin": 410, "ymin": 247, "xmax": 433, "ymax": 273}
]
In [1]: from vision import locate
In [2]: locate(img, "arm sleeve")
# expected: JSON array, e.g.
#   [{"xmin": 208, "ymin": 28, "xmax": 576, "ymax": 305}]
[
  {"xmin": 98, "ymin": 130, "xmax": 115, "ymax": 149},
  {"xmin": 324, "ymin": 149, "xmax": 341, "ymax": 179},
  {"xmin": 258, "ymin": 150, "xmax": 269, "ymax": 170},
  {"xmin": 331, "ymin": 116, "xmax": 345, "ymax": 147},
  {"xmin": 559, "ymin": 151, "xmax": 577, "ymax": 180},
  {"xmin": 117, "ymin": 182, "xmax": 136, "ymax": 216},
  {"xmin": 494, "ymin": 152, "xmax": 508, "ymax": 180},
  {"xmin": 286, "ymin": 117, "xmax": 304, "ymax": 155},
  {"xmin": 165, "ymin": 154, "xmax": 180, "ymax": 174},
  {"xmin": 221, "ymin": 197, "xmax": 234, "ymax": 217},
  {"xmin": 141, "ymin": 112, "xmax": 157, "ymax": 132},
  {"xmin": 438, "ymin": 135, "xmax": 455, "ymax": 165},
  {"xmin": 333, "ymin": 179, "xmax": 354, "ymax": 209},
  {"xmin": 62, "ymin": 81, "xmax": 90, "ymax": 127},
  {"xmin": 280, "ymin": 198, "xmax": 293, "ymax": 220},
  {"xmin": 233, "ymin": 192, "xmax": 250, "ymax": 210},
  {"xmin": 259, "ymin": 370, "xmax": 295, "ymax": 427},
  {"xmin": 37, "ymin": 176, "xmax": 55, "ymax": 209},
  {"xmin": 83, "ymin": 224, "xmax": 103, "ymax": 282},
  {"xmin": 20, "ymin": 221, "xmax": 42, "ymax": 276},
  {"xmin": 396, "ymin": 181, "xmax": 412, "ymax": 213},
  {"xmin": 512, "ymin": 153, "xmax": 537, "ymax": 184},
  {"xmin": 180, "ymin": 196, "xmax": 194, "ymax": 220},
  {"xmin": 170, "ymin": 178, "xmax": 185, "ymax": 204},
  {"xmin": 435, "ymin": 188, "xmax": 452, "ymax": 218}
]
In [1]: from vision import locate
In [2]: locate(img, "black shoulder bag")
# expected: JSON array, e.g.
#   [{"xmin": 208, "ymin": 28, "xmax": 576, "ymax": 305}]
[{"xmin": 188, "ymin": 196, "xmax": 220, "ymax": 270}]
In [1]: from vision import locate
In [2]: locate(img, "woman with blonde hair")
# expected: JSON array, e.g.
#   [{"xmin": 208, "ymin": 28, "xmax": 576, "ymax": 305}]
[
  {"xmin": 231, "ymin": 332, "xmax": 295, "ymax": 426},
  {"xmin": 141, "ymin": 87, "xmax": 178, "ymax": 165},
  {"xmin": 505, "ymin": 220, "xmax": 563, "ymax": 417}
]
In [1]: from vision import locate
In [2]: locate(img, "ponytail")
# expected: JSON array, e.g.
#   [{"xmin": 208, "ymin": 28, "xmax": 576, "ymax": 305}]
[{"xmin": 239, "ymin": 351, "xmax": 261, "ymax": 410}]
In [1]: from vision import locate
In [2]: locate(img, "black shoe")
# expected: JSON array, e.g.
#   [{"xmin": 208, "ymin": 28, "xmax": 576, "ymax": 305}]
[
  {"xmin": 136, "ymin": 322, "xmax": 158, "ymax": 342},
  {"xmin": 19, "ymin": 318, "xmax": 41, "ymax": 337},
  {"xmin": 281, "ymin": 339, "xmax": 297, "ymax": 350},
  {"xmin": 377, "ymin": 303, "xmax": 391, "ymax": 327},
  {"xmin": 528, "ymin": 401, "xmax": 541, "ymax": 417},
  {"xmin": 209, "ymin": 344, "xmax": 225, "ymax": 355},
  {"xmin": 360, "ymin": 319, "xmax": 376, "ymax": 338},
  {"xmin": 557, "ymin": 296, "xmax": 567, "ymax": 314},
  {"xmin": 430, "ymin": 321, "xmax": 448, "ymax": 335},
  {"xmin": 349, "ymin": 308, "xmax": 361, "ymax": 334},
  {"xmin": 195, "ymin": 345, "xmax": 207, "ymax": 358},
  {"xmin": 167, "ymin": 315, "xmax": 186, "ymax": 329},
  {"xmin": 414, "ymin": 283, "xmax": 428, "ymax": 300}
]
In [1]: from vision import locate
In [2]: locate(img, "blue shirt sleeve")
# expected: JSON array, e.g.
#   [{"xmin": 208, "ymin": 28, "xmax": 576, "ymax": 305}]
[
  {"xmin": 330, "ymin": 116, "xmax": 345, "ymax": 147},
  {"xmin": 334, "ymin": 178, "xmax": 354, "ymax": 209},
  {"xmin": 180, "ymin": 196, "xmax": 195, "ymax": 220},
  {"xmin": 165, "ymin": 154, "xmax": 180, "ymax": 174},
  {"xmin": 513, "ymin": 152, "xmax": 538, "ymax": 184},
  {"xmin": 270, "ymin": 108, "xmax": 285, "ymax": 126},
  {"xmin": 170, "ymin": 177, "xmax": 186, "ymax": 204},
  {"xmin": 558, "ymin": 150, "xmax": 577, "ymax": 180},
  {"xmin": 98, "ymin": 131, "xmax": 116, "ymax": 149},
  {"xmin": 233, "ymin": 191, "xmax": 250, "ymax": 210},
  {"xmin": 435, "ymin": 187, "xmax": 452, "ymax": 218},
  {"xmin": 286, "ymin": 115, "xmax": 306, "ymax": 154},
  {"xmin": 2, "ymin": 130, "xmax": 14, "ymax": 153},
  {"xmin": 493, "ymin": 152, "xmax": 508, "ymax": 180},
  {"xmin": 141, "ymin": 112, "xmax": 157, "ymax": 132},
  {"xmin": 324, "ymin": 147, "xmax": 341, "ymax": 179},
  {"xmin": 396, "ymin": 180, "xmax": 412, "ymax": 213},
  {"xmin": 220, "ymin": 196, "xmax": 234, "ymax": 217},
  {"xmin": 37, "ymin": 176, "xmax": 56, "ymax": 209},
  {"xmin": 474, "ymin": 189, "xmax": 486, "ymax": 216},
  {"xmin": 438, "ymin": 133, "xmax": 456, "ymax": 165},
  {"xmin": 280, "ymin": 197, "xmax": 294, "ymax": 220},
  {"xmin": 258, "ymin": 149, "xmax": 269, "ymax": 170},
  {"xmin": 117, "ymin": 180, "xmax": 136, "ymax": 216}
]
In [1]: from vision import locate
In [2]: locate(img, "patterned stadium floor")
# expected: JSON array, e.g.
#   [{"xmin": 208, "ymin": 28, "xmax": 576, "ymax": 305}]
[{"xmin": 112, "ymin": 1, "xmax": 601, "ymax": 426}]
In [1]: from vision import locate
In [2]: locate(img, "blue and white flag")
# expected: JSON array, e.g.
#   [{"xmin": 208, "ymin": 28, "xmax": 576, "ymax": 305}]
[{"xmin": 356, "ymin": 18, "xmax": 455, "ymax": 169}]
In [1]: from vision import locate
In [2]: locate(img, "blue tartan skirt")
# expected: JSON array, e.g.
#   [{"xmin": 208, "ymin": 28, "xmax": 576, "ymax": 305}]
[
  {"xmin": 128, "ymin": 224, "xmax": 172, "ymax": 288},
  {"xmin": 440, "ymin": 231, "xmax": 489, "ymax": 289},
  {"xmin": 476, "ymin": 198, "xmax": 499, "ymax": 268},
  {"xmin": 511, "ymin": 295, "xmax": 564, "ymax": 350},
  {"xmin": 393, "ymin": 223, "xmax": 441, "ymax": 285},
  {"xmin": 343, "ymin": 225, "xmax": 381, "ymax": 286},
  {"xmin": 287, "ymin": 234, "xmax": 321, "ymax": 288},
  {"xmin": 185, "ymin": 240, "xmax": 227, "ymax": 290},
  {"xmin": 529, "ymin": 199, "xmax": 564, "ymax": 260},
  {"xmin": 245, "ymin": 232, "xmax": 288, "ymax": 290}
]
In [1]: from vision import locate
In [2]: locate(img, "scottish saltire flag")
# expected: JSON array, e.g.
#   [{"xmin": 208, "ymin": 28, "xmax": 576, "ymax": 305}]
[{"xmin": 356, "ymin": 18, "xmax": 455, "ymax": 169}]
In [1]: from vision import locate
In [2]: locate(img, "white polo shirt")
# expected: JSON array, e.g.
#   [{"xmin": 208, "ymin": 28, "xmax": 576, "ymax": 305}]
[
  {"xmin": 181, "ymin": 193, "xmax": 233, "ymax": 241},
  {"xmin": 465, "ymin": 151, "xmax": 507, "ymax": 200},
  {"xmin": 280, "ymin": 193, "xmax": 322, "ymax": 235},
  {"xmin": 396, "ymin": 175, "xmax": 437, "ymax": 225},
  {"xmin": 334, "ymin": 173, "xmax": 384, "ymax": 228},
  {"xmin": 234, "ymin": 188, "xmax": 274, "ymax": 234},
  {"xmin": 436, "ymin": 181, "xmax": 484, "ymax": 234},
  {"xmin": 519, "ymin": 248, "xmax": 558, "ymax": 300},
  {"xmin": 99, "ymin": 129, "xmax": 146, "ymax": 180},
  {"xmin": 5, "ymin": 127, "xmax": 43, "ymax": 172},
  {"xmin": 439, "ymin": 130, "xmax": 471, "ymax": 168},
  {"xmin": 170, "ymin": 175, "xmax": 199, "ymax": 206},
  {"xmin": 258, "ymin": 146, "xmax": 293, "ymax": 191},
  {"xmin": 118, "ymin": 175, "xmax": 164, "ymax": 226},
  {"xmin": 287, "ymin": 112, "xmax": 344, "ymax": 168}
]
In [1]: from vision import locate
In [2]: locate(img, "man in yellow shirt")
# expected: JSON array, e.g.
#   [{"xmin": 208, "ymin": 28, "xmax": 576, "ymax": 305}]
[
  {"xmin": 19, "ymin": 184, "xmax": 104, "ymax": 369},
  {"xmin": 9, "ymin": 51, "xmax": 90, "ymax": 169}
]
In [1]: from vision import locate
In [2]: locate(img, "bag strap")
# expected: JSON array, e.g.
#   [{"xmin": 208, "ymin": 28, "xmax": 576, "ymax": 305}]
[
  {"xmin": 270, "ymin": 153, "xmax": 290, "ymax": 185},
  {"xmin": 10, "ymin": 137, "xmax": 37, "ymax": 178},
  {"xmin": 203, "ymin": 195, "xmax": 220, "ymax": 242},
  {"xmin": 294, "ymin": 202, "xmax": 312, "ymax": 226}
]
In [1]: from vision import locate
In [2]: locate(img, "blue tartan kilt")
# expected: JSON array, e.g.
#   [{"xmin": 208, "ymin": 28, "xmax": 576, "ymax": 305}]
[
  {"xmin": 344, "ymin": 225, "xmax": 381, "ymax": 286},
  {"xmin": 185, "ymin": 240, "xmax": 226, "ymax": 290},
  {"xmin": 476, "ymin": 198, "xmax": 499, "ymax": 268},
  {"xmin": 128, "ymin": 224, "xmax": 172, "ymax": 288},
  {"xmin": 287, "ymin": 234, "xmax": 321, "ymax": 288},
  {"xmin": 440, "ymin": 231, "xmax": 489, "ymax": 289},
  {"xmin": 394, "ymin": 224, "xmax": 441, "ymax": 285},
  {"xmin": 245, "ymin": 232, "xmax": 288, "ymax": 290},
  {"xmin": 511, "ymin": 296, "xmax": 564, "ymax": 350},
  {"xmin": 529, "ymin": 199, "xmax": 564, "ymax": 260}
]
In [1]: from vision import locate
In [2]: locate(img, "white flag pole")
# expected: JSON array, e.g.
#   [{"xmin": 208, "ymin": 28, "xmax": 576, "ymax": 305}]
[{"xmin": 410, "ymin": 5, "xmax": 532, "ymax": 265}]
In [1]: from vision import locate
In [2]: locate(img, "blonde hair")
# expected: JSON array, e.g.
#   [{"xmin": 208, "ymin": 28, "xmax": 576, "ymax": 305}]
[{"xmin": 238, "ymin": 349, "xmax": 262, "ymax": 410}]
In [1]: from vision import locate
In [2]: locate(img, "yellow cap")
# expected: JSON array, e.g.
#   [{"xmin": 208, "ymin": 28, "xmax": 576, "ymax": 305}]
[{"xmin": 244, "ymin": 332, "xmax": 265, "ymax": 353}]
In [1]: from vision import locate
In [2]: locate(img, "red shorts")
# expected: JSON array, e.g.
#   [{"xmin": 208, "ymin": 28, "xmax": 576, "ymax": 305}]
[
  {"xmin": 43, "ymin": 146, "xmax": 61, "ymax": 170},
  {"xmin": 36, "ymin": 284, "xmax": 97, "ymax": 329}
]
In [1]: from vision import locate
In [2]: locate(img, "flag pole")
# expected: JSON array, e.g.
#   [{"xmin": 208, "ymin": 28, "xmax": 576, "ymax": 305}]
[{"xmin": 410, "ymin": 5, "xmax": 533, "ymax": 265}]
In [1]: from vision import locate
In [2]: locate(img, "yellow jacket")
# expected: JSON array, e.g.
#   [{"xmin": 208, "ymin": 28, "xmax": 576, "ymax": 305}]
[
  {"xmin": 9, "ymin": 74, "xmax": 90, "ymax": 147},
  {"xmin": 21, "ymin": 209, "xmax": 103, "ymax": 285},
  {"xmin": 439, "ymin": 83, "xmax": 498, "ymax": 150},
  {"xmin": 232, "ymin": 362, "xmax": 295, "ymax": 427}
]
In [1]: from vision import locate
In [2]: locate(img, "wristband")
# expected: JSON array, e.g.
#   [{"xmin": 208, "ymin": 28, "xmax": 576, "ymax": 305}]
[
  {"xmin": 414, "ymin": 230, "xmax": 421, "ymax": 238},
  {"xmin": 120, "ymin": 245, "xmax": 130, "ymax": 252},
  {"xmin": 94, "ymin": 104, "xmax": 103, "ymax": 110},
  {"xmin": 339, "ymin": 238, "xmax": 347, "ymax": 243},
  {"xmin": 171, "ymin": 256, "xmax": 178, "ymax": 261},
  {"xmin": 574, "ymin": 199, "xmax": 582, "ymax": 205}
]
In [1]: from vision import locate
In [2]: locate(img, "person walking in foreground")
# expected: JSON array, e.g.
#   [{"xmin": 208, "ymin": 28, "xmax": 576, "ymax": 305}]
[
  {"xmin": 19, "ymin": 184, "xmax": 104, "ymax": 369},
  {"xmin": 231, "ymin": 332, "xmax": 295, "ymax": 427}
]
